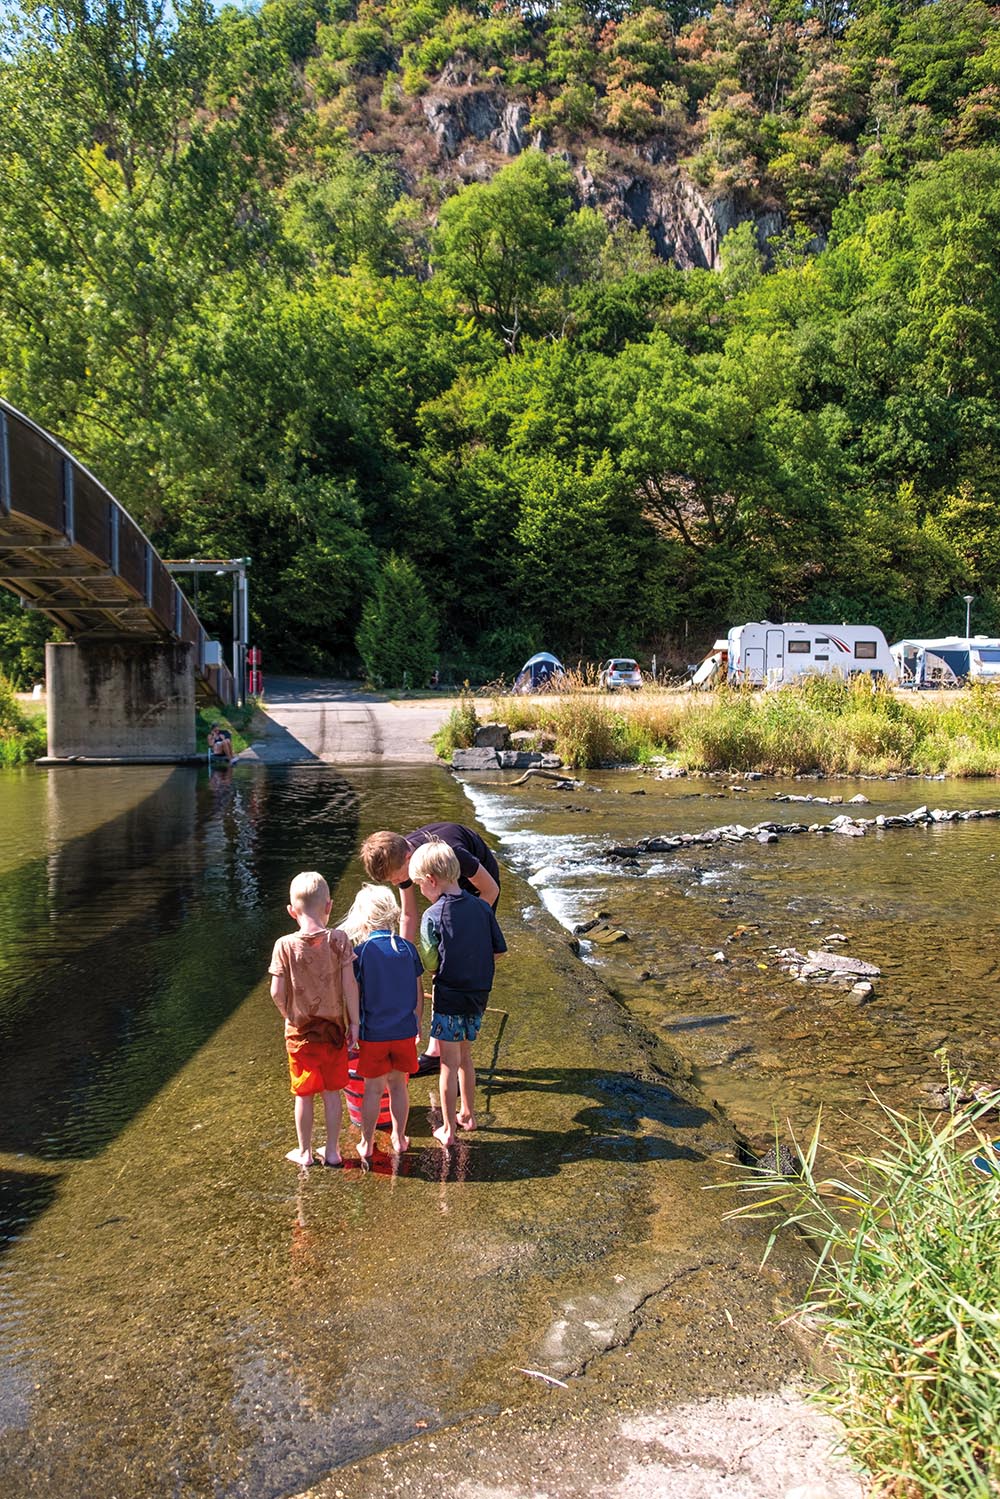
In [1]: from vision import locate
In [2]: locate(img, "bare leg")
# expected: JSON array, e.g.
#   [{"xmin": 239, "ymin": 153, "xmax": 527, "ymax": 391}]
[
  {"xmin": 434, "ymin": 1040, "xmax": 462, "ymax": 1146},
  {"xmin": 456, "ymin": 1039, "xmax": 477, "ymax": 1131},
  {"xmin": 288, "ymin": 1095, "xmax": 315, "ymax": 1165},
  {"xmin": 386, "ymin": 1070, "xmax": 410, "ymax": 1152},
  {"xmin": 357, "ymin": 1076, "xmax": 386, "ymax": 1159},
  {"xmin": 422, "ymin": 993, "xmax": 440, "ymax": 1058},
  {"xmin": 319, "ymin": 1089, "xmax": 343, "ymax": 1166}
]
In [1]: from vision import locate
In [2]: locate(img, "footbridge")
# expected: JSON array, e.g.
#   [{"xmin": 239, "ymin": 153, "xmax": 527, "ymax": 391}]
[{"xmin": 0, "ymin": 398, "xmax": 234, "ymax": 760}]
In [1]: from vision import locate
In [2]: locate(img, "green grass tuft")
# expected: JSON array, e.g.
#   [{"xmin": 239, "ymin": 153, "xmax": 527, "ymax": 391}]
[
  {"xmin": 432, "ymin": 690, "xmax": 479, "ymax": 758},
  {"xmin": 727, "ymin": 1094, "xmax": 1000, "ymax": 1495}
]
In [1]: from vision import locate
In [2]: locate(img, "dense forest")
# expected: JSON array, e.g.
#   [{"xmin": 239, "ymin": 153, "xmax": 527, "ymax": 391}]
[{"xmin": 2, "ymin": 0, "xmax": 1000, "ymax": 683}]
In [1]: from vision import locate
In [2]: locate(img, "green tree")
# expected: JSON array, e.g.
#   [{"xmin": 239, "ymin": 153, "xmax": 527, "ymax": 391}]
[
  {"xmin": 432, "ymin": 152, "xmax": 606, "ymax": 352},
  {"xmin": 356, "ymin": 553, "xmax": 438, "ymax": 687}
]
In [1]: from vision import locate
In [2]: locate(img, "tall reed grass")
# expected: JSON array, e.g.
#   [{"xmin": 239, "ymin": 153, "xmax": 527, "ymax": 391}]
[
  {"xmin": 729, "ymin": 1097, "xmax": 1000, "ymax": 1496},
  {"xmin": 479, "ymin": 677, "xmax": 1000, "ymax": 776}
]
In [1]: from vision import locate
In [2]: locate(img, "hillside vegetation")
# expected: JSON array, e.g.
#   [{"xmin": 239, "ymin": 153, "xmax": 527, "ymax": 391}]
[{"xmin": 1, "ymin": 1, "xmax": 999, "ymax": 683}]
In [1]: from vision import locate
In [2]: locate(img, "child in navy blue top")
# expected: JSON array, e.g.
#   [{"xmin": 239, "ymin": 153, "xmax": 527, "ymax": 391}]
[
  {"xmin": 409, "ymin": 840, "xmax": 506, "ymax": 1147},
  {"xmin": 341, "ymin": 884, "xmax": 423, "ymax": 1158}
]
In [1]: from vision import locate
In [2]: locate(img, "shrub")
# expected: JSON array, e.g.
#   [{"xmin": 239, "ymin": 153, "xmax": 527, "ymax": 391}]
[
  {"xmin": 432, "ymin": 690, "xmax": 478, "ymax": 759},
  {"xmin": 0, "ymin": 672, "xmax": 45, "ymax": 764}
]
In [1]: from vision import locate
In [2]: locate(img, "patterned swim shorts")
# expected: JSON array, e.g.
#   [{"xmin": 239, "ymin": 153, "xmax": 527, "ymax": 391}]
[{"xmin": 429, "ymin": 1010, "xmax": 483, "ymax": 1043}]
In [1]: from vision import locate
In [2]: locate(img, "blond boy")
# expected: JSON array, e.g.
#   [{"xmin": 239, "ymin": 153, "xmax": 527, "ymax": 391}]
[
  {"xmin": 408, "ymin": 841, "xmax": 506, "ymax": 1147},
  {"xmin": 268, "ymin": 871, "xmax": 359, "ymax": 1166}
]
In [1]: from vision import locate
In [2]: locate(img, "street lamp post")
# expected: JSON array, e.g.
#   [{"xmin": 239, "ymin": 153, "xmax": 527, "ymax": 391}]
[{"xmin": 963, "ymin": 594, "xmax": 974, "ymax": 639}]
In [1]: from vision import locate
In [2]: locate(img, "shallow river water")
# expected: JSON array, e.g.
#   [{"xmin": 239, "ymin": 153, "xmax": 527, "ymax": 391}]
[
  {"xmin": 1, "ymin": 759, "xmax": 996, "ymax": 1496},
  {"xmin": 461, "ymin": 767, "xmax": 1000, "ymax": 1154},
  {"xmin": 1, "ymin": 761, "xmax": 789, "ymax": 1499}
]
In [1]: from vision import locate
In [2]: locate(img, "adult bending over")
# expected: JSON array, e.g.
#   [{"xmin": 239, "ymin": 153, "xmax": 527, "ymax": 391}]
[{"xmin": 360, "ymin": 823, "xmax": 501, "ymax": 1072}]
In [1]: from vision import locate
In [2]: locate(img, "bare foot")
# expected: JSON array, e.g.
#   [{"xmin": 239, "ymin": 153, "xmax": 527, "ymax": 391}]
[
  {"xmin": 286, "ymin": 1147, "xmax": 313, "ymax": 1166},
  {"xmin": 318, "ymin": 1144, "xmax": 342, "ymax": 1167},
  {"xmin": 457, "ymin": 1112, "xmax": 477, "ymax": 1132},
  {"xmin": 356, "ymin": 1138, "xmax": 374, "ymax": 1161},
  {"xmin": 391, "ymin": 1133, "xmax": 410, "ymax": 1153},
  {"xmin": 433, "ymin": 1124, "xmax": 456, "ymax": 1147}
]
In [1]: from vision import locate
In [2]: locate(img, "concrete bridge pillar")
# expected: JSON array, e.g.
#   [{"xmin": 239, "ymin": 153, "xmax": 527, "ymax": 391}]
[{"xmin": 45, "ymin": 641, "xmax": 196, "ymax": 761}]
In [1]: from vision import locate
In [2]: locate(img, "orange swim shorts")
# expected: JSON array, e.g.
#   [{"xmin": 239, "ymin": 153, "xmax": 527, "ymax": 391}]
[
  {"xmin": 355, "ymin": 1036, "xmax": 419, "ymax": 1079},
  {"xmin": 287, "ymin": 1040, "xmax": 349, "ymax": 1097}
]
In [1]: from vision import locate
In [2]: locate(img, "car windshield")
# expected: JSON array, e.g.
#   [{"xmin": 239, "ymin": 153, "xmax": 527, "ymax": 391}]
[{"xmin": 612, "ymin": 660, "xmax": 637, "ymax": 671}]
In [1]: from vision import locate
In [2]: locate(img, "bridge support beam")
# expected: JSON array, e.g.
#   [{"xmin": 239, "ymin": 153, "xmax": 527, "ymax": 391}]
[{"xmin": 45, "ymin": 641, "xmax": 197, "ymax": 761}]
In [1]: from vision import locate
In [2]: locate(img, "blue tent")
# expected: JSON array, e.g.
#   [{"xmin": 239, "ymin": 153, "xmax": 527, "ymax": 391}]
[{"xmin": 513, "ymin": 651, "xmax": 565, "ymax": 694}]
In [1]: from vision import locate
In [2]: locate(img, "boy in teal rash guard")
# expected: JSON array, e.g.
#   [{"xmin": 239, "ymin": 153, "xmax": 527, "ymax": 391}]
[{"xmin": 409, "ymin": 840, "xmax": 506, "ymax": 1147}]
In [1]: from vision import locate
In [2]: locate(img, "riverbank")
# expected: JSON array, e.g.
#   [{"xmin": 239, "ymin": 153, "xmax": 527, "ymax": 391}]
[
  {"xmin": 1, "ymin": 678, "xmax": 44, "ymax": 764},
  {"xmin": 449, "ymin": 679, "xmax": 1000, "ymax": 776}
]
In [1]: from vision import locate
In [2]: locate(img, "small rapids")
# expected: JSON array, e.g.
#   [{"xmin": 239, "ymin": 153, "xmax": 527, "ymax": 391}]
[{"xmin": 462, "ymin": 768, "xmax": 1000, "ymax": 1153}]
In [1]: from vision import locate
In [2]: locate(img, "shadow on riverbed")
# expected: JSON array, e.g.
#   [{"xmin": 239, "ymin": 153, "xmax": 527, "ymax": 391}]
[{"xmin": 338, "ymin": 1067, "xmax": 711, "ymax": 1184}]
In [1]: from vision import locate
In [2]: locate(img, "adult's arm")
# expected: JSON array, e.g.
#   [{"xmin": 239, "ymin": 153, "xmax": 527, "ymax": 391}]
[
  {"xmin": 399, "ymin": 881, "xmax": 419, "ymax": 943},
  {"xmin": 468, "ymin": 863, "xmax": 500, "ymax": 907}
]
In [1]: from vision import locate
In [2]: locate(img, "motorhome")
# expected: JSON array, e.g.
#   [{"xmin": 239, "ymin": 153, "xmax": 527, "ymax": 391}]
[
  {"xmin": 890, "ymin": 636, "xmax": 1000, "ymax": 688},
  {"xmin": 727, "ymin": 622, "xmax": 897, "ymax": 687}
]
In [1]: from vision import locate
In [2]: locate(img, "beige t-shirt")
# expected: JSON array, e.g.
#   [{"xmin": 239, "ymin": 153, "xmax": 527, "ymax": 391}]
[{"xmin": 268, "ymin": 927, "xmax": 352, "ymax": 1046}]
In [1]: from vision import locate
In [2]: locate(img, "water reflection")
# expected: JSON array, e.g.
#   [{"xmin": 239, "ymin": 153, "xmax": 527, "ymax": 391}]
[{"xmin": 0, "ymin": 767, "xmax": 359, "ymax": 1168}]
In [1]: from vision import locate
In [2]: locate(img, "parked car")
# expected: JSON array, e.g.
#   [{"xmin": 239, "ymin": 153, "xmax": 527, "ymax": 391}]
[{"xmin": 601, "ymin": 658, "xmax": 642, "ymax": 690}]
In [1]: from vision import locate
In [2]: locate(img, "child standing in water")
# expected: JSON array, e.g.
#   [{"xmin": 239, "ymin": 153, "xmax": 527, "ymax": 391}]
[
  {"xmin": 341, "ymin": 884, "xmax": 424, "ymax": 1158},
  {"xmin": 268, "ymin": 872, "xmax": 359, "ymax": 1166},
  {"xmin": 408, "ymin": 840, "xmax": 506, "ymax": 1147}
]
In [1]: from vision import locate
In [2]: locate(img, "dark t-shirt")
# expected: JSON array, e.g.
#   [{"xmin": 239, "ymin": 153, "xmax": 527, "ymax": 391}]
[
  {"xmin": 405, "ymin": 822, "xmax": 501, "ymax": 902},
  {"xmin": 420, "ymin": 891, "xmax": 507, "ymax": 1015},
  {"xmin": 354, "ymin": 930, "xmax": 423, "ymax": 1043}
]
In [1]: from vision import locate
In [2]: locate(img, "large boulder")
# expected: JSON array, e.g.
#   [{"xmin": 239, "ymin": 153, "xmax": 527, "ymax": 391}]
[
  {"xmin": 474, "ymin": 723, "xmax": 510, "ymax": 749},
  {"xmin": 451, "ymin": 747, "xmax": 499, "ymax": 771}
]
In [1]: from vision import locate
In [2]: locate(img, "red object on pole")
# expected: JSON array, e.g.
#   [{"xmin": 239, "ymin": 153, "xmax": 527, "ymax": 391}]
[{"xmin": 247, "ymin": 646, "xmax": 262, "ymax": 696}]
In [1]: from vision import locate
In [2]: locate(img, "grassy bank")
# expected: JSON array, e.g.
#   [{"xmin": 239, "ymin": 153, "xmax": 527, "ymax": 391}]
[
  {"xmin": 195, "ymin": 704, "xmax": 257, "ymax": 757},
  {"xmin": 437, "ymin": 678, "xmax": 1000, "ymax": 775},
  {"xmin": 732, "ymin": 1098, "xmax": 1000, "ymax": 1495},
  {"xmin": 0, "ymin": 676, "xmax": 45, "ymax": 765}
]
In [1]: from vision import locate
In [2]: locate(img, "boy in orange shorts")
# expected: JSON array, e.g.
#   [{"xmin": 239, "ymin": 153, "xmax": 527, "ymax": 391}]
[
  {"xmin": 341, "ymin": 883, "xmax": 423, "ymax": 1159},
  {"xmin": 268, "ymin": 871, "xmax": 359, "ymax": 1166}
]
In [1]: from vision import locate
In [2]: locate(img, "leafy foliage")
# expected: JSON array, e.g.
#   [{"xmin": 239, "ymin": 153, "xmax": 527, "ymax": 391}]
[{"xmin": 2, "ymin": 2, "xmax": 1000, "ymax": 685}]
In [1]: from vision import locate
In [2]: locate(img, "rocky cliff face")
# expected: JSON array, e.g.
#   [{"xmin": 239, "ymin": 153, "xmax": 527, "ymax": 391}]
[{"xmin": 416, "ymin": 83, "xmax": 783, "ymax": 271}]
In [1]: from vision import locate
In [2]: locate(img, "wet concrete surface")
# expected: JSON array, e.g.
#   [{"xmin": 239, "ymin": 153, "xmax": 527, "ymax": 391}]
[
  {"xmin": 0, "ymin": 761, "xmax": 858, "ymax": 1498},
  {"xmin": 243, "ymin": 677, "xmax": 455, "ymax": 764}
]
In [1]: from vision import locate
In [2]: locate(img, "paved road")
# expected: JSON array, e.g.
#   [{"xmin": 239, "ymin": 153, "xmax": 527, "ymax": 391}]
[{"xmin": 240, "ymin": 675, "xmax": 458, "ymax": 764}]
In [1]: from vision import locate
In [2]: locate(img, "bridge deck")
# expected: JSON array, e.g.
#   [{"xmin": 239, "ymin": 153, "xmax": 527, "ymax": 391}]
[{"xmin": 0, "ymin": 400, "xmax": 233, "ymax": 702}]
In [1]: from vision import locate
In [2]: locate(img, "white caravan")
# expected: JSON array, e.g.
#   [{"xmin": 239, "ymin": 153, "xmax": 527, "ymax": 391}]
[{"xmin": 727, "ymin": 622, "xmax": 897, "ymax": 687}]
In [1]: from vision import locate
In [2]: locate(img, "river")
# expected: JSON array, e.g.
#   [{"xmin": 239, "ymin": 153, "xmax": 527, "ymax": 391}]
[
  {"xmin": 461, "ymin": 766, "xmax": 1000, "ymax": 1157},
  {"xmin": 2, "ymin": 760, "xmax": 837, "ymax": 1499}
]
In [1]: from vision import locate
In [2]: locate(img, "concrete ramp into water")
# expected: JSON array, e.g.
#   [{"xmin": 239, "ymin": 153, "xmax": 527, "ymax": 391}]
[{"xmin": 242, "ymin": 676, "xmax": 454, "ymax": 765}]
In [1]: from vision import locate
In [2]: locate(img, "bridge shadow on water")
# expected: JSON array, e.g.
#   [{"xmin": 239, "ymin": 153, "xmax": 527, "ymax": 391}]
[{"xmin": 0, "ymin": 765, "xmax": 359, "ymax": 1250}]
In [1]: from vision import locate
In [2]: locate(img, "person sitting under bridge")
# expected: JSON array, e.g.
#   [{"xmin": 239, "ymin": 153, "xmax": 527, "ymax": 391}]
[{"xmin": 208, "ymin": 724, "xmax": 234, "ymax": 765}]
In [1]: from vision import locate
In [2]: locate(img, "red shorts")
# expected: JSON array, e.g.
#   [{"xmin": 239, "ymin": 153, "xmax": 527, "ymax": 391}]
[
  {"xmin": 287, "ymin": 1040, "xmax": 349, "ymax": 1097},
  {"xmin": 355, "ymin": 1036, "xmax": 419, "ymax": 1079}
]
